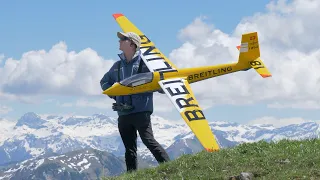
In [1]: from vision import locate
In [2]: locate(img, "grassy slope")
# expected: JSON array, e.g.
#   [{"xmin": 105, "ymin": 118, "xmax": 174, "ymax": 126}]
[{"xmin": 103, "ymin": 139, "xmax": 320, "ymax": 179}]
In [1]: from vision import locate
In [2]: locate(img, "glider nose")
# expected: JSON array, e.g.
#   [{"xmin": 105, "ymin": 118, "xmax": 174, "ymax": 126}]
[{"xmin": 103, "ymin": 83, "xmax": 123, "ymax": 96}]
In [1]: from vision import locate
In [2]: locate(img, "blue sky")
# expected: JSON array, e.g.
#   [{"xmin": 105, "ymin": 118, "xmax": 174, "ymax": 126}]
[
  {"xmin": 0, "ymin": 0, "xmax": 270, "ymax": 60},
  {"xmin": 1, "ymin": 0, "xmax": 320, "ymax": 126}
]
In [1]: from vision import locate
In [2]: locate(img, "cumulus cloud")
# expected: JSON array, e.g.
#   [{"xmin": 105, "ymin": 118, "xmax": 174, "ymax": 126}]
[
  {"xmin": 0, "ymin": 105, "xmax": 12, "ymax": 115},
  {"xmin": 1, "ymin": 0, "xmax": 320, "ymax": 114},
  {"xmin": 0, "ymin": 54, "xmax": 4, "ymax": 64},
  {"xmin": 235, "ymin": 0, "xmax": 320, "ymax": 53},
  {"xmin": 168, "ymin": 0, "xmax": 320, "ymax": 108},
  {"xmin": 153, "ymin": 93, "xmax": 176, "ymax": 113},
  {"xmin": 59, "ymin": 98, "xmax": 114, "ymax": 109},
  {"xmin": 268, "ymin": 100, "xmax": 320, "ymax": 109},
  {"xmin": 247, "ymin": 116, "xmax": 320, "ymax": 128},
  {"xmin": 0, "ymin": 42, "xmax": 114, "ymax": 98}
]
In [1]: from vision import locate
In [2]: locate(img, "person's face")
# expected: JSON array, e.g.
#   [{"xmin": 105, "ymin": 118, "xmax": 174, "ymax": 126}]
[{"xmin": 119, "ymin": 36, "xmax": 133, "ymax": 52}]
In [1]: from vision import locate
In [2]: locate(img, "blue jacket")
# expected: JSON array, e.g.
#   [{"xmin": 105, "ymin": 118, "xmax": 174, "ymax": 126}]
[{"xmin": 100, "ymin": 50, "xmax": 153, "ymax": 116}]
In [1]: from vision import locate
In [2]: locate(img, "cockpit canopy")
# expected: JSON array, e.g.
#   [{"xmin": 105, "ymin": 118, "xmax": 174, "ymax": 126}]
[{"xmin": 120, "ymin": 72, "xmax": 154, "ymax": 87}]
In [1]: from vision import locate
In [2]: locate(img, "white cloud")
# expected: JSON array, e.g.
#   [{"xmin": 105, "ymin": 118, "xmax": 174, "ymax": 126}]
[
  {"xmin": 0, "ymin": 105, "xmax": 12, "ymax": 115},
  {"xmin": 0, "ymin": 54, "xmax": 4, "ymax": 64},
  {"xmin": 1, "ymin": 0, "xmax": 320, "ymax": 114},
  {"xmin": 74, "ymin": 99, "xmax": 113, "ymax": 109},
  {"xmin": 0, "ymin": 42, "xmax": 114, "ymax": 98},
  {"xmin": 153, "ymin": 93, "xmax": 176, "ymax": 113},
  {"xmin": 168, "ymin": 0, "xmax": 320, "ymax": 109},
  {"xmin": 235, "ymin": 0, "xmax": 320, "ymax": 53},
  {"xmin": 57, "ymin": 98, "xmax": 114, "ymax": 109},
  {"xmin": 247, "ymin": 116, "xmax": 320, "ymax": 128},
  {"xmin": 268, "ymin": 100, "xmax": 320, "ymax": 109}
]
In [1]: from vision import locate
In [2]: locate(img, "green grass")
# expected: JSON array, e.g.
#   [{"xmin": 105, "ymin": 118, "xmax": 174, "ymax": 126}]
[{"xmin": 103, "ymin": 139, "xmax": 320, "ymax": 179}]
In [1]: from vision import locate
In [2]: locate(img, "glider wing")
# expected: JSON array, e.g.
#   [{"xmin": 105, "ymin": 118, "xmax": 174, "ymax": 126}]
[
  {"xmin": 113, "ymin": 13, "xmax": 178, "ymax": 74},
  {"xmin": 158, "ymin": 78, "xmax": 220, "ymax": 152}
]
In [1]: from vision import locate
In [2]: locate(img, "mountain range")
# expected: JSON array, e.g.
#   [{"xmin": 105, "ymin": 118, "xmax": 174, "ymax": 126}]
[{"xmin": 0, "ymin": 112, "xmax": 319, "ymax": 179}]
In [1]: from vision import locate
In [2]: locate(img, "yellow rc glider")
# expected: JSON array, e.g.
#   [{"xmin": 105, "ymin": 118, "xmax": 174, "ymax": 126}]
[{"xmin": 103, "ymin": 13, "xmax": 272, "ymax": 152}]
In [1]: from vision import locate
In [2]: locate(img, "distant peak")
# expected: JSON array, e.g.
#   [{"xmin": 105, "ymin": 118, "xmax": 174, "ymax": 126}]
[
  {"xmin": 15, "ymin": 112, "xmax": 46, "ymax": 129},
  {"xmin": 23, "ymin": 112, "xmax": 39, "ymax": 117},
  {"xmin": 92, "ymin": 113, "xmax": 109, "ymax": 118}
]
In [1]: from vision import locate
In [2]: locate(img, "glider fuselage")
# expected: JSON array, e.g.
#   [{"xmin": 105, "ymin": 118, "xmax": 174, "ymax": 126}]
[{"xmin": 103, "ymin": 61, "xmax": 249, "ymax": 96}]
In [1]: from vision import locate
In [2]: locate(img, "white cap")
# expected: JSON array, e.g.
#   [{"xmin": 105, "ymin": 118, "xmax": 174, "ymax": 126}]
[{"xmin": 117, "ymin": 31, "xmax": 141, "ymax": 49}]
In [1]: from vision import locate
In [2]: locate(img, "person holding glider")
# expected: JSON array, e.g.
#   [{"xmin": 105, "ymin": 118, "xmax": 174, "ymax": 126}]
[{"xmin": 100, "ymin": 31, "xmax": 170, "ymax": 172}]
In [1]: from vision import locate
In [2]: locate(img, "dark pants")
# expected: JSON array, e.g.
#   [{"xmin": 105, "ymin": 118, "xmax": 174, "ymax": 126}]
[{"xmin": 118, "ymin": 111, "xmax": 170, "ymax": 172}]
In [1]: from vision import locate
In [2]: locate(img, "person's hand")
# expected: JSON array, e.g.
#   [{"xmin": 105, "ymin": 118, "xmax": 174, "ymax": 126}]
[
  {"xmin": 112, "ymin": 103, "xmax": 134, "ymax": 112},
  {"xmin": 112, "ymin": 103, "xmax": 119, "ymax": 111}
]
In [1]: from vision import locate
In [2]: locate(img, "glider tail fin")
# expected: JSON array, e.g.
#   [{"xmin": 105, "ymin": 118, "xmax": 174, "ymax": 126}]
[{"xmin": 237, "ymin": 32, "xmax": 272, "ymax": 78}]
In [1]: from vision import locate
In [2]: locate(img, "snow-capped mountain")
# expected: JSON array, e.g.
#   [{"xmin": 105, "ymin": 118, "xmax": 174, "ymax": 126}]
[
  {"xmin": 0, "ymin": 112, "xmax": 319, "ymax": 172},
  {"xmin": 0, "ymin": 112, "xmax": 188, "ymax": 167},
  {"xmin": 0, "ymin": 148, "xmax": 126, "ymax": 180},
  {"xmin": 166, "ymin": 121, "xmax": 320, "ymax": 159}
]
